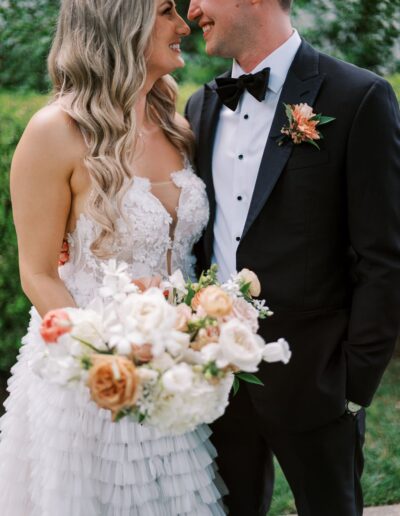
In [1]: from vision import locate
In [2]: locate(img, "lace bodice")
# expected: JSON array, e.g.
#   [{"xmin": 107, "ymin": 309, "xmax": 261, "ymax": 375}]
[{"xmin": 59, "ymin": 166, "xmax": 209, "ymax": 307}]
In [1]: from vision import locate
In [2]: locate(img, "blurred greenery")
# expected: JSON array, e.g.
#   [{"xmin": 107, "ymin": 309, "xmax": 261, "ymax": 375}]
[{"xmin": 1, "ymin": 0, "xmax": 399, "ymax": 91}]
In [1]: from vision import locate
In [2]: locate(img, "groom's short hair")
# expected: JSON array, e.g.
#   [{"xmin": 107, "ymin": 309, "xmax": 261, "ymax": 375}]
[{"xmin": 278, "ymin": 0, "xmax": 293, "ymax": 11}]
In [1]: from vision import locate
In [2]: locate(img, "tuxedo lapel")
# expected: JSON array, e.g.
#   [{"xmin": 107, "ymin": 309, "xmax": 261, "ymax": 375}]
[
  {"xmin": 197, "ymin": 73, "xmax": 227, "ymax": 264},
  {"xmin": 242, "ymin": 41, "xmax": 325, "ymax": 240}
]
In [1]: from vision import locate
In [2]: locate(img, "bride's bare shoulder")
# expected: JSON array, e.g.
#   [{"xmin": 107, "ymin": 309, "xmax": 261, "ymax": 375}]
[{"xmin": 19, "ymin": 103, "xmax": 86, "ymax": 166}]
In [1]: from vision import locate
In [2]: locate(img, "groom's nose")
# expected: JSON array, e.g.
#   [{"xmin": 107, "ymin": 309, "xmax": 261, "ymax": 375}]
[{"xmin": 188, "ymin": 0, "xmax": 202, "ymax": 22}]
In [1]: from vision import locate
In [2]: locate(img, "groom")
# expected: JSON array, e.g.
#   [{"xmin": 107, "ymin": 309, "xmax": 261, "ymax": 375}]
[{"xmin": 185, "ymin": 0, "xmax": 400, "ymax": 515}]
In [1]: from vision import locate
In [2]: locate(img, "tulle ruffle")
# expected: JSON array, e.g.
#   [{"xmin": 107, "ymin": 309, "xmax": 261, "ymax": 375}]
[{"xmin": 0, "ymin": 309, "xmax": 227, "ymax": 515}]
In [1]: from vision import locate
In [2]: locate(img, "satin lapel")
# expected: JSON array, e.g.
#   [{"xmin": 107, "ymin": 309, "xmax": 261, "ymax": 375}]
[
  {"xmin": 242, "ymin": 42, "xmax": 325, "ymax": 240},
  {"xmin": 197, "ymin": 74, "xmax": 227, "ymax": 264}
]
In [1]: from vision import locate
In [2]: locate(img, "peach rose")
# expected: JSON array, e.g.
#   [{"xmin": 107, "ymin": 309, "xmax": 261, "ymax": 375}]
[
  {"xmin": 87, "ymin": 355, "xmax": 139, "ymax": 420},
  {"xmin": 237, "ymin": 268, "xmax": 261, "ymax": 297},
  {"xmin": 131, "ymin": 343, "xmax": 153, "ymax": 363},
  {"xmin": 40, "ymin": 309, "xmax": 72, "ymax": 343},
  {"xmin": 199, "ymin": 286, "xmax": 233, "ymax": 318},
  {"xmin": 174, "ymin": 303, "xmax": 193, "ymax": 332}
]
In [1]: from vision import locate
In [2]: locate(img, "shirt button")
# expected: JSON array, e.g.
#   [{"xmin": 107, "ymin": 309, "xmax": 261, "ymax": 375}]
[
  {"xmin": 237, "ymin": 196, "xmax": 243, "ymax": 201},
  {"xmin": 238, "ymin": 154, "xmax": 244, "ymax": 160},
  {"xmin": 244, "ymin": 114, "xmax": 249, "ymax": 120},
  {"xmin": 236, "ymin": 236, "xmax": 241, "ymax": 242}
]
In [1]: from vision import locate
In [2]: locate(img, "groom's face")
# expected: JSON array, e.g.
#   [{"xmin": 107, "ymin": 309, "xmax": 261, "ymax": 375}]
[{"xmin": 187, "ymin": 0, "xmax": 251, "ymax": 59}]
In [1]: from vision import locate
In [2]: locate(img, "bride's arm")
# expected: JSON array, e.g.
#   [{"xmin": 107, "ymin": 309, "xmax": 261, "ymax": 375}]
[{"xmin": 10, "ymin": 105, "xmax": 80, "ymax": 317}]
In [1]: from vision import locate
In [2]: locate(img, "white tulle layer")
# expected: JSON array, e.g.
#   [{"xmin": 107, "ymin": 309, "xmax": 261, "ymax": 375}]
[{"xmin": 0, "ymin": 309, "xmax": 227, "ymax": 515}]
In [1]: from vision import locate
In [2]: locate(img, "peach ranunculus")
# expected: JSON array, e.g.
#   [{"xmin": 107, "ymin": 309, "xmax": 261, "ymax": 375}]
[
  {"xmin": 191, "ymin": 289, "xmax": 205, "ymax": 311},
  {"xmin": 237, "ymin": 268, "xmax": 261, "ymax": 297},
  {"xmin": 40, "ymin": 309, "xmax": 73, "ymax": 343},
  {"xmin": 87, "ymin": 355, "xmax": 139, "ymax": 420},
  {"xmin": 174, "ymin": 303, "xmax": 193, "ymax": 332},
  {"xmin": 198, "ymin": 286, "xmax": 233, "ymax": 318}
]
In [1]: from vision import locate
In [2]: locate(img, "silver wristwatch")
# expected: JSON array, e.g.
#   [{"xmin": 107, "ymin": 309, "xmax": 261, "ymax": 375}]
[{"xmin": 345, "ymin": 400, "xmax": 362, "ymax": 415}]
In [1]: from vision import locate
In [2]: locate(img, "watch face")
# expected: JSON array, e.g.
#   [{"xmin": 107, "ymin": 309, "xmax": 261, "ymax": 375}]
[{"xmin": 348, "ymin": 401, "xmax": 362, "ymax": 413}]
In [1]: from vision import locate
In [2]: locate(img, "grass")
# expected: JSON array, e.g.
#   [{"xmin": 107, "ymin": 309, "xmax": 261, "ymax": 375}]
[{"xmin": 268, "ymin": 357, "xmax": 400, "ymax": 515}]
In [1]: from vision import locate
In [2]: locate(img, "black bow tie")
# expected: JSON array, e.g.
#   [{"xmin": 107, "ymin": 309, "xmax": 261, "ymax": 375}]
[{"xmin": 215, "ymin": 67, "xmax": 270, "ymax": 111}]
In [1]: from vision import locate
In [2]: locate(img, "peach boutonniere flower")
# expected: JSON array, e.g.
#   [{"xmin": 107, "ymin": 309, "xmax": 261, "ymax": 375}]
[{"xmin": 278, "ymin": 103, "xmax": 335, "ymax": 150}]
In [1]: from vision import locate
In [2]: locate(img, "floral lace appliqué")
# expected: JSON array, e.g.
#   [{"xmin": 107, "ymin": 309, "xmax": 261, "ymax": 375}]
[{"xmin": 58, "ymin": 165, "xmax": 209, "ymax": 307}]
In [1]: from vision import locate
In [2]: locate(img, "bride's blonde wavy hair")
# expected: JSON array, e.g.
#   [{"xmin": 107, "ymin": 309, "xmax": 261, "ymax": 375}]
[{"xmin": 48, "ymin": 0, "xmax": 194, "ymax": 257}]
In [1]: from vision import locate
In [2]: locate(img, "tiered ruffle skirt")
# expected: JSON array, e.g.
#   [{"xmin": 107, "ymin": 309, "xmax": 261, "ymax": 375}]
[{"xmin": 0, "ymin": 309, "xmax": 226, "ymax": 515}]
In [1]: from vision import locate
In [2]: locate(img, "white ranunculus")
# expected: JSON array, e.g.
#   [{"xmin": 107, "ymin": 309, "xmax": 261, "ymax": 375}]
[
  {"xmin": 262, "ymin": 338, "xmax": 291, "ymax": 364},
  {"xmin": 218, "ymin": 319, "xmax": 264, "ymax": 372},
  {"xmin": 162, "ymin": 363, "xmax": 194, "ymax": 393}
]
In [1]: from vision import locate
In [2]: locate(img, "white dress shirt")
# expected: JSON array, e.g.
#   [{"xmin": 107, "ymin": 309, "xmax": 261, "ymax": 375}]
[{"xmin": 212, "ymin": 30, "xmax": 302, "ymax": 282}]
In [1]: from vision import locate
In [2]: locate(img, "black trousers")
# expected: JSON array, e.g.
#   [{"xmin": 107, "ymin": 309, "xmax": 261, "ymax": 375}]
[{"xmin": 210, "ymin": 385, "xmax": 365, "ymax": 516}]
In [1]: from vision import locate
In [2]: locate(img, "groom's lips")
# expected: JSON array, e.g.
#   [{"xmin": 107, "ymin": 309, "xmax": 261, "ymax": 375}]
[{"xmin": 200, "ymin": 21, "xmax": 214, "ymax": 39}]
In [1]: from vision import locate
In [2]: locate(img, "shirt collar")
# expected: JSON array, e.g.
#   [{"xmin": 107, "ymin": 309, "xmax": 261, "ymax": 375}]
[{"xmin": 231, "ymin": 29, "xmax": 302, "ymax": 94}]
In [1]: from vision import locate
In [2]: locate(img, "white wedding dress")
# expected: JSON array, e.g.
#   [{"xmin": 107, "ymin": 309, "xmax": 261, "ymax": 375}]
[{"xmin": 0, "ymin": 165, "xmax": 227, "ymax": 515}]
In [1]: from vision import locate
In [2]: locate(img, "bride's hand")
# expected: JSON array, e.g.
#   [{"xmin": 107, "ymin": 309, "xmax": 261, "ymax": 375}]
[{"xmin": 132, "ymin": 275, "xmax": 162, "ymax": 292}]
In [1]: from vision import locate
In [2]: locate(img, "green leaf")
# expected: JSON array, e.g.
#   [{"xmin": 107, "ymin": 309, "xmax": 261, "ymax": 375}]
[
  {"xmin": 318, "ymin": 116, "xmax": 336, "ymax": 126},
  {"xmin": 232, "ymin": 376, "xmax": 240, "ymax": 396},
  {"xmin": 306, "ymin": 138, "xmax": 321, "ymax": 150},
  {"xmin": 184, "ymin": 283, "xmax": 196, "ymax": 306},
  {"xmin": 284, "ymin": 103, "xmax": 293, "ymax": 123},
  {"xmin": 236, "ymin": 372, "xmax": 264, "ymax": 386}
]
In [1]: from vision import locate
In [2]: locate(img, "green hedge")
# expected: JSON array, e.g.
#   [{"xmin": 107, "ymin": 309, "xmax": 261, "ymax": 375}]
[{"xmin": 0, "ymin": 75, "xmax": 399, "ymax": 374}]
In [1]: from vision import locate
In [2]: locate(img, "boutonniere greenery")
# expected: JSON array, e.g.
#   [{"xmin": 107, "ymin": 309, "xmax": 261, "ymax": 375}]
[{"xmin": 278, "ymin": 103, "xmax": 335, "ymax": 150}]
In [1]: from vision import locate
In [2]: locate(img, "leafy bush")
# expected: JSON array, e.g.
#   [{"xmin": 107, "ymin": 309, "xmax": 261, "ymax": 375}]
[{"xmin": 0, "ymin": 92, "xmax": 48, "ymax": 373}]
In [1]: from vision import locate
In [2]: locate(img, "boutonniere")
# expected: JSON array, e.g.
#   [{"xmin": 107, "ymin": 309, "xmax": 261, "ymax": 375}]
[{"xmin": 278, "ymin": 103, "xmax": 335, "ymax": 150}]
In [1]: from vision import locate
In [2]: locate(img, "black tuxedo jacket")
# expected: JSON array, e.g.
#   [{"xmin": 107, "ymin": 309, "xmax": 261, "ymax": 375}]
[{"xmin": 185, "ymin": 40, "xmax": 400, "ymax": 430}]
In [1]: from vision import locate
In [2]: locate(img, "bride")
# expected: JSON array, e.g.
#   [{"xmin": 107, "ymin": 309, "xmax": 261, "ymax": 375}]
[{"xmin": 0, "ymin": 0, "xmax": 226, "ymax": 514}]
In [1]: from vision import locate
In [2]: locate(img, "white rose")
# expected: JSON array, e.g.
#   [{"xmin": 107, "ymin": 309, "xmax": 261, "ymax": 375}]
[
  {"xmin": 128, "ymin": 288, "xmax": 177, "ymax": 336},
  {"xmin": 218, "ymin": 319, "xmax": 263, "ymax": 372},
  {"xmin": 262, "ymin": 338, "xmax": 291, "ymax": 364},
  {"xmin": 162, "ymin": 363, "xmax": 194, "ymax": 393},
  {"xmin": 200, "ymin": 343, "xmax": 229, "ymax": 368}
]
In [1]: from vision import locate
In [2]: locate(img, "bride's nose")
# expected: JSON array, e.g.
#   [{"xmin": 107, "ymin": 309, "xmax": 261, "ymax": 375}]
[{"xmin": 176, "ymin": 15, "xmax": 191, "ymax": 37}]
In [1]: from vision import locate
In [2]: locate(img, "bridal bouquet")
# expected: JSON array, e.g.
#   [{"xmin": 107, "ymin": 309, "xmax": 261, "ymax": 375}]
[{"xmin": 33, "ymin": 261, "xmax": 290, "ymax": 435}]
